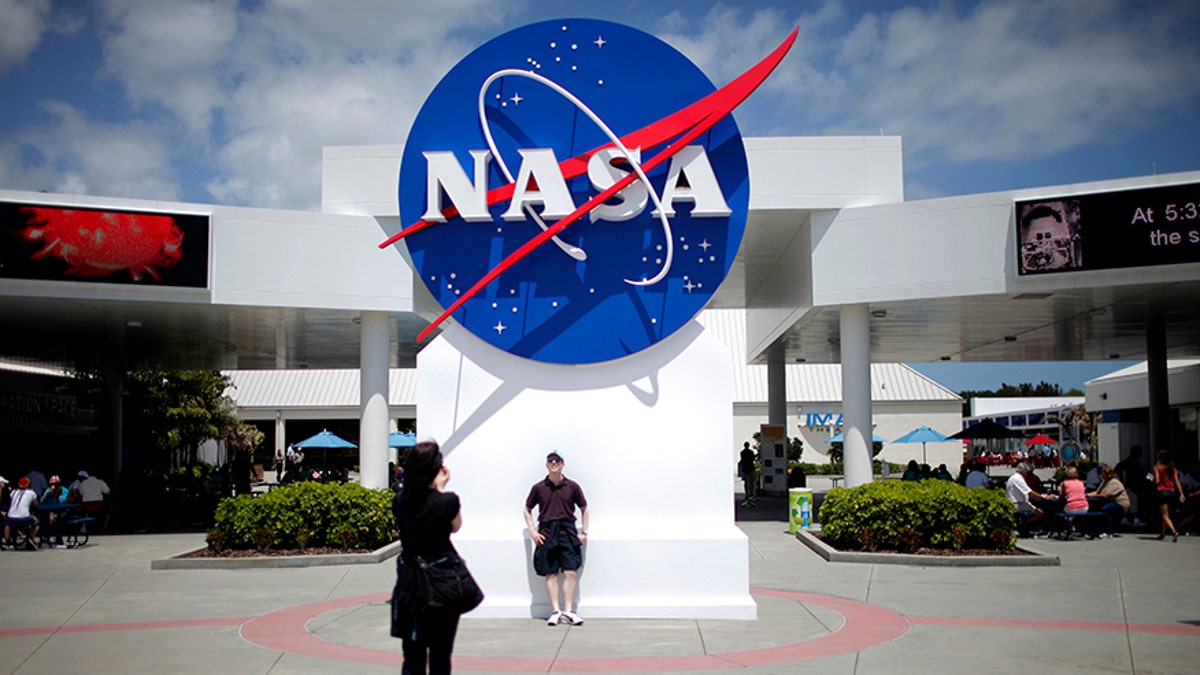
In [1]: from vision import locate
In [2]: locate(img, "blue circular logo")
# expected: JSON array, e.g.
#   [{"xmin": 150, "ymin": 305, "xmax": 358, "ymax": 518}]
[{"xmin": 398, "ymin": 19, "xmax": 750, "ymax": 364}]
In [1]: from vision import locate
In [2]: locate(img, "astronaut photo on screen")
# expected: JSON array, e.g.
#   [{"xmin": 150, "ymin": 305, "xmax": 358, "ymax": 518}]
[{"xmin": 1018, "ymin": 199, "xmax": 1082, "ymax": 273}]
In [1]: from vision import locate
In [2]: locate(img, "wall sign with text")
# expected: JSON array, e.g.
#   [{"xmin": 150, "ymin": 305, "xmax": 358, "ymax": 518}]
[{"xmin": 1015, "ymin": 182, "xmax": 1200, "ymax": 276}]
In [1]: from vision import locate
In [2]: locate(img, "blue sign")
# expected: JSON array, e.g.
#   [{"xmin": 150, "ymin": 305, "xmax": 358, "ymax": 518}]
[{"xmin": 393, "ymin": 19, "xmax": 792, "ymax": 364}]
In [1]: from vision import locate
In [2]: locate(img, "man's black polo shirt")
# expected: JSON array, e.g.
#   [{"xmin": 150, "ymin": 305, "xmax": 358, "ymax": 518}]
[{"xmin": 525, "ymin": 476, "xmax": 587, "ymax": 525}]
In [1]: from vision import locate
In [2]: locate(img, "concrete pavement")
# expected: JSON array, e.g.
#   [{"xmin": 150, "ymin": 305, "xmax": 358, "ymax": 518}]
[{"xmin": 1, "ymin": 495, "xmax": 1198, "ymax": 674}]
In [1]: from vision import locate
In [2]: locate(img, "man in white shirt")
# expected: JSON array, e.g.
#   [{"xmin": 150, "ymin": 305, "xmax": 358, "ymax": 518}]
[
  {"xmin": 78, "ymin": 473, "xmax": 112, "ymax": 530},
  {"xmin": 1006, "ymin": 463, "xmax": 1053, "ymax": 536}
]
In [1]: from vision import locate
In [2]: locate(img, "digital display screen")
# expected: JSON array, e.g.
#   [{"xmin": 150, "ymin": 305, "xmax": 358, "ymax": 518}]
[
  {"xmin": 1016, "ymin": 182, "xmax": 1200, "ymax": 275},
  {"xmin": 0, "ymin": 202, "xmax": 209, "ymax": 288}
]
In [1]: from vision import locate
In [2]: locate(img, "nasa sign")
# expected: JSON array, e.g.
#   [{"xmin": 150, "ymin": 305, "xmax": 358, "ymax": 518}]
[{"xmin": 385, "ymin": 19, "xmax": 794, "ymax": 364}]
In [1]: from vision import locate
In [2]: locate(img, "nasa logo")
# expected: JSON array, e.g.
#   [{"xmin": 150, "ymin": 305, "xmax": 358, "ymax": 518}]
[{"xmin": 388, "ymin": 19, "xmax": 794, "ymax": 364}]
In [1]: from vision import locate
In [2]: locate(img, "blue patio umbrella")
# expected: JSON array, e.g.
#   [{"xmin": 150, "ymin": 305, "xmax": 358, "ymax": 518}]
[
  {"xmin": 293, "ymin": 430, "xmax": 357, "ymax": 473},
  {"xmin": 890, "ymin": 426, "xmax": 951, "ymax": 465},
  {"xmin": 827, "ymin": 432, "xmax": 888, "ymax": 443},
  {"xmin": 388, "ymin": 431, "xmax": 417, "ymax": 448}
]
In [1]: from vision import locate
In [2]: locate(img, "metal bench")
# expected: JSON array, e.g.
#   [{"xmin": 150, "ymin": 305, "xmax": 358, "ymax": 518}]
[
  {"xmin": 60, "ymin": 515, "xmax": 97, "ymax": 548},
  {"xmin": 1046, "ymin": 512, "xmax": 1108, "ymax": 540}
]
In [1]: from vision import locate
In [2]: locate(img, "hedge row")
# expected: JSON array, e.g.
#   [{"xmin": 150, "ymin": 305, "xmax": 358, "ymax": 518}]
[
  {"xmin": 207, "ymin": 481, "xmax": 394, "ymax": 552},
  {"xmin": 790, "ymin": 461, "xmax": 903, "ymax": 476},
  {"xmin": 819, "ymin": 479, "xmax": 1015, "ymax": 552}
]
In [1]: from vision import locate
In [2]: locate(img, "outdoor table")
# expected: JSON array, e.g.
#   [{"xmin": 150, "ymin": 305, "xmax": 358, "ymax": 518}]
[{"xmin": 36, "ymin": 502, "xmax": 79, "ymax": 547}]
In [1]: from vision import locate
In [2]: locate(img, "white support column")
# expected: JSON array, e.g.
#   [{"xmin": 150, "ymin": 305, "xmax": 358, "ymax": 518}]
[
  {"xmin": 359, "ymin": 311, "xmax": 390, "ymax": 490},
  {"xmin": 274, "ymin": 413, "xmax": 285, "ymax": 454},
  {"xmin": 840, "ymin": 304, "xmax": 873, "ymax": 488},
  {"xmin": 767, "ymin": 343, "xmax": 787, "ymax": 428}
]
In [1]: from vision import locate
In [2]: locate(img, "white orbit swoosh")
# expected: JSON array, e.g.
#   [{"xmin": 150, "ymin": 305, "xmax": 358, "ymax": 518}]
[{"xmin": 477, "ymin": 68, "xmax": 674, "ymax": 286}]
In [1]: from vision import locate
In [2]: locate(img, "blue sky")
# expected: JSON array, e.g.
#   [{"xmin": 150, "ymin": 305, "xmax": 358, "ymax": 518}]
[
  {"xmin": 908, "ymin": 360, "xmax": 1133, "ymax": 395},
  {"xmin": 1, "ymin": 0, "xmax": 1197, "ymax": 391}
]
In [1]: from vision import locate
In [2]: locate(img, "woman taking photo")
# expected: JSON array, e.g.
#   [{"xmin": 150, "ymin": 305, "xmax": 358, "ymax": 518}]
[
  {"xmin": 391, "ymin": 440, "xmax": 463, "ymax": 674},
  {"xmin": 1153, "ymin": 450, "xmax": 1185, "ymax": 542}
]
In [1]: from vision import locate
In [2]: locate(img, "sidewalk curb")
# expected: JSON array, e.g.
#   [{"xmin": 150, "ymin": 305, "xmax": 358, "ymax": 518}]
[
  {"xmin": 150, "ymin": 539, "xmax": 402, "ymax": 570},
  {"xmin": 795, "ymin": 528, "xmax": 1060, "ymax": 567}
]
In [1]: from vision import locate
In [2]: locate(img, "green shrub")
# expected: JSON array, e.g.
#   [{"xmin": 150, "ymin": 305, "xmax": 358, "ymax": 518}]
[
  {"xmin": 790, "ymin": 461, "xmax": 902, "ymax": 476},
  {"xmin": 209, "ymin": 482, "xmax": 394, "ymax": 551},
  {"xmin": 818, "ymin": 480, "xmax": 1015, "ymax": 552}
]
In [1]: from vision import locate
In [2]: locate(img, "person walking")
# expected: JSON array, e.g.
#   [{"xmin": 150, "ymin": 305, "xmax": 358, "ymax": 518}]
[
  {"xmin": 738, "ymin": 441, "xmax": 758, "ymax": 507},
  {"xmin": 524, "ymin": 451, "xmax": 589, "ymax": 627},
  {"xmin": 1153, "ymin": 450, "xmax": 1185, "ymax": 542},
  {"xmin": 391, "ymin": 440, "xmax": 465, "ymax": 674}
]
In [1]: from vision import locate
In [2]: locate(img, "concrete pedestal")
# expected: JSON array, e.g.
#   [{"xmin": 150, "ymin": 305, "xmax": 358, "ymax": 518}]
[{"xmin": 416, "ymin": 321, "xmax": 754, "ymax": 619}]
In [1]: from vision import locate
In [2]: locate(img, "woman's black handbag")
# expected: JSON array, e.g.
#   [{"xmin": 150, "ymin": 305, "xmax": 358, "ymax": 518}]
[{"xmin": 415, "ymin": 554, "xmax": 484, "ymax": 614}]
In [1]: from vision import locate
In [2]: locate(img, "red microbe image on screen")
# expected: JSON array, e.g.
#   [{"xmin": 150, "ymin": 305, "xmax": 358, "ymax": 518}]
[{"xmin": 20, "ymin": 207, "xmax": 184, "ymax": 281}]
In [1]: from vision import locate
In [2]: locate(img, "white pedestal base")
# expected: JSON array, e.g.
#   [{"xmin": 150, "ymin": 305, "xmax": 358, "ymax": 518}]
[{"xmin": 416, "ymin": 321, "xmax": 755, "ymax": 620}]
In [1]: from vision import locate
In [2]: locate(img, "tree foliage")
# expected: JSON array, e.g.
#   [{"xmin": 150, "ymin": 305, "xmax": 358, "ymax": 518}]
[
  {"xmin": 1047, "ymin": 403, "xmax": 1100, "ymax": 448},
  {"xmin": 127, "ymin": 370, "xmax": 252, "ymax": 466},
  {"xmin": 958, "ymin": 380, "xmax": 1075, "ymax": 415}
]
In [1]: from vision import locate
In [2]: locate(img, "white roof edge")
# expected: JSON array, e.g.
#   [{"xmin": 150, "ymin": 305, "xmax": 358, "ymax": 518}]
[{"xmin": 1085, "ymin": 360, "xmax": 1200, "ymax": 385}]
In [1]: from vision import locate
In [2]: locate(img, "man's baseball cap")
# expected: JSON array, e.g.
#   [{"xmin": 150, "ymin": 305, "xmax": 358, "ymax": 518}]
[
  {"xmin": 546, "ymin": 451, "xmax": 564, "ymax": 463},
  {"xmin": 18, "ymin": 477, "xmax": 30, "ymax": 488},
  {"xmin": 49, "ymin": 475, "xmax": 61, "ymax": 484}
]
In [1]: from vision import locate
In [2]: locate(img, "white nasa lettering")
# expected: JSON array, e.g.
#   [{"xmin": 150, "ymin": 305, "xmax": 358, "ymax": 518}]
[
  {"xmin": 501, "ymin": 149, "xmax": 577, "ymax": 221},
  {"xmin": 652, "ymin": 145, "xmax": 732, "ymax": 218},
  {"xmin": 422, "ymin": 150, "xmax": 493, "ymax": 222},
  {"xmin": 587, "ymin": 147, "xmax": 646, "ymax": 222},
  {"xmin": 424, "ymin": 145, "xmax": 729, "ymax": 222}
]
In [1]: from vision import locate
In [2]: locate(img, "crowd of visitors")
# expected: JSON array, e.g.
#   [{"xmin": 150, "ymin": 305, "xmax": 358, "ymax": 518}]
[
  {"xmin": 977, "ymin": 443, "xmax": 1198, "ymax": 541},
  {"xmin": 0, "ymin": 466, "xmax": 112, "ymax": 550}
]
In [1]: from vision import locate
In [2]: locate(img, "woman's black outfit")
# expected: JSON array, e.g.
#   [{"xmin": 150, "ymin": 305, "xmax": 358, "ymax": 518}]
[{"xmin": 392, "ymin": 489, "xmax": 462, "ymax": 675}]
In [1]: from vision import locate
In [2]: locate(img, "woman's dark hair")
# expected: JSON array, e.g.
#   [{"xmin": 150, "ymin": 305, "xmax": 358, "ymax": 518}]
[{"xmin": 402, "ymin": 440, "xmax": 443, "ymax": 505}]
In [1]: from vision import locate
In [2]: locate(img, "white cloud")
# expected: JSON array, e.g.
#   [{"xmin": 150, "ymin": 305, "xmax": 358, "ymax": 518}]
[
  {"xmin": 0, "ymin": 0, "xmax": 51, "ymax": 75},
  {"xmin": 826, "ymin": 0, "xmax": 1200, "ymax": 168},
  {"xmin": 4, "ymin": 101, "xmax": 181, "ymax": 200},
  {"xmin": 653, "ymin": 1, "xmax": 1200, "ymax": 171},
  {"xmin": 98, "ymin": 0, "xmax": 239, "ymax": 138},
  {"xmin": 6, "ymin": 1, "xmax": 1197, "ymax": 209},
  {"xmin": 88, "ymin": 0, "xmax": 523, "ymax": 208}
]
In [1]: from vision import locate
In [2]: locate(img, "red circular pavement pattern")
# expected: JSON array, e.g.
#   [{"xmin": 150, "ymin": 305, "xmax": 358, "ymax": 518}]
[{"xmin": 237, "ymin": 587, "xmax": 912, "ymax": 671}]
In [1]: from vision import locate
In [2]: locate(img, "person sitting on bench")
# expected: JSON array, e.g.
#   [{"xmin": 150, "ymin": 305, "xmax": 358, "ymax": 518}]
[
  {"xmin": 1007, "ymin": 463, "xmax": 1052, "ymax": 536},
  {"xmin": 3, "ymin": 477, "xmax": 40, "ymax": 550}
]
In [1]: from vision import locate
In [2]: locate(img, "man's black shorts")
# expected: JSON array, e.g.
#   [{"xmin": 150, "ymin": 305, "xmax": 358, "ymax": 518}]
[{"xmin": 533, "ymin": 520, "xmax": 582, "ymax": 576}]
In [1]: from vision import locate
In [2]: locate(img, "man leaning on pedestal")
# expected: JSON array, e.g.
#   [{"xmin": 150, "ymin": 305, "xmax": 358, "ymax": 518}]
[{"xmin": 524, "ymin": 451, "xmax": 589, "ymax": 627}]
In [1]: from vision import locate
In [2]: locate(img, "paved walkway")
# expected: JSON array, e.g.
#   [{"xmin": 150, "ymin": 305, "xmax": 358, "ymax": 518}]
[{"xmin": 1, "ymin": 497, "xmax": 1197, "ymax": 674}]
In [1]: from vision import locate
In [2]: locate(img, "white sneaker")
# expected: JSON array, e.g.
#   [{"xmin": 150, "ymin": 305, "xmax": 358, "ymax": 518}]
[
  {"xmin": 547, "ymin": 611, "xmax": 563, "ymax": 626},
  {"xmin": 1132, "ymin": 518, "xmax": 1147, "ymax": 527},
  {"xmin": 561, "ymin": 610, "xmax": 584, "ymax": 626}
]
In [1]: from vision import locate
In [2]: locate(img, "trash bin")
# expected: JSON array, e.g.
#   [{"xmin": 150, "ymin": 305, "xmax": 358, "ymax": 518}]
[{"xmin": 788, "ymin": 487, "xmax": 813, "ymax": 534}]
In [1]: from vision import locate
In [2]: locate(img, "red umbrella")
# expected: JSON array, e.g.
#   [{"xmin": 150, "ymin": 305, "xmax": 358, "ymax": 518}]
[{"xmin": 1024, "ymin": 434, "xmax": 1056, "ymax": 445}]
